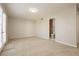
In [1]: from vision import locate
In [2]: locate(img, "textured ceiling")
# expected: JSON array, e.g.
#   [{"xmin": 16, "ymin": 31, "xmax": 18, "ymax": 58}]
[{"xmin": 2, "ymin": 3, "xmax": 74, "ymax": 20}]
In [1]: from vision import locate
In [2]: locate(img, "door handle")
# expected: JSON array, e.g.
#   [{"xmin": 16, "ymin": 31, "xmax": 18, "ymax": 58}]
[{"xmin": 2, "ymin": 32, "xmax": 4, "ymax": 33}]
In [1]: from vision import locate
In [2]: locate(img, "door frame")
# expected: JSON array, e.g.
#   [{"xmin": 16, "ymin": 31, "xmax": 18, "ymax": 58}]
[{"xmin": 49, "ymin": 18, "xmax": 55, "ymax": 39}]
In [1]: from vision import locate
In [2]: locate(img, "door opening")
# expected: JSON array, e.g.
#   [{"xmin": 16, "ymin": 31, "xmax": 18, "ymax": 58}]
[{"xmin": 49, "ymin": 18, "xmax": 55, "ymax": 39}]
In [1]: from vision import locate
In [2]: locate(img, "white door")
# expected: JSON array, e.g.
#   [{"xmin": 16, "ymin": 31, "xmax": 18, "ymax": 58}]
[
  {"xmin": 0, "ymin": 7, "xmax": 6, "ymax": 48},
  {"xmin": 2, "ymin": 12, "xmax": 6, "ymax": 44},
  {"xmin": 0, "ymin": 7, "xmax": 3, "ymax": 48}
]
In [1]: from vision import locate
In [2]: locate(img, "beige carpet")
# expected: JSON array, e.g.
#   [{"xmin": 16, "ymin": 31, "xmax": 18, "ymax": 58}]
[{"xmin": 1, "ymin": 37, "xmax": 79, "ymax": 56}]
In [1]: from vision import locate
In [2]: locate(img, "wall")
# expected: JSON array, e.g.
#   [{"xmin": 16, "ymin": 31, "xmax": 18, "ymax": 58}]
[
  {"xmin": 35, "ymin": 4, "xmax": 77, "ymax": 47},
  {"xmin": 8, "ymin": 18, "xmax": 35, "ymax": 39},
  {"xmin": 76, "ymin": 7, "xmax": 79, "ymax": 44},
  {"xmin": 35, "ymin": 19, "xmax": 49, "ymax": 39}
]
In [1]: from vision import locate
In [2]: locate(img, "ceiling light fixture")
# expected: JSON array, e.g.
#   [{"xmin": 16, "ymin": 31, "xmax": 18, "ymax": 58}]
[{"xmin": 29, "ymin": 8, "xmax": 38, "ymax": 13}]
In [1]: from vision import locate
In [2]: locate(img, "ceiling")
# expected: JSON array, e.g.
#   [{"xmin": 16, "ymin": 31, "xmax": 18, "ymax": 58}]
[{"xmin": 2, "ymin": 3, "xmax": 74, "ymax": 20}]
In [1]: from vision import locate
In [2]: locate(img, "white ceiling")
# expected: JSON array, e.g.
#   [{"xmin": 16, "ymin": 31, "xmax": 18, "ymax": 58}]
[{"xmin": 3, "ymin": 3, "xmax": 74, "ymax": 20}]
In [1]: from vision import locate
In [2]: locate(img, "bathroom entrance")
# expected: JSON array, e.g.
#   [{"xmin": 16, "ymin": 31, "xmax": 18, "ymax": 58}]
[{"xmin": 49, "ymin": 18, "xmax": 55, "ymax": 39}]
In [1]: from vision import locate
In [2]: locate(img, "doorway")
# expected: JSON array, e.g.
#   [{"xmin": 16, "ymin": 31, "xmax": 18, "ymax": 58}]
[{"xmin": 49, "ymin": 18, "xmax": 55, "ymax": 39}]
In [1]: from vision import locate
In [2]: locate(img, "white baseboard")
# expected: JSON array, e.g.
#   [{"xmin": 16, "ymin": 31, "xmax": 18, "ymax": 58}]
[
  {"xmin": 55, "ymin": 40, "xmax": 77, "ymax": 47},
  {"xmin": 36, "ymin": 36, "xmax": 49, "ymax": 40},
  {"xmin": 8, "ymin": 36, "xmax": 35, "ymax": 40}
]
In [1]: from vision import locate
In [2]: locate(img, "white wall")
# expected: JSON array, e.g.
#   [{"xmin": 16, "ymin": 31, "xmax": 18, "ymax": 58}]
[
  {"xmin": 35, "ymin": 4, "xmax": 77, "ymax": 47},
  {"xmin": 8, "ymin": 18, "xmax": 35, "ymax": 39},
  {"xmin": 35, "ymin": 19, "xmax": 49, "ymax": 39}
]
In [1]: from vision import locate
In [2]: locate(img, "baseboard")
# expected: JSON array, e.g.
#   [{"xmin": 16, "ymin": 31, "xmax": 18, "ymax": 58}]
[
  {"xmin": 55, "ymin": 40, "xmax": 77, "ymax": 47},
  {"xmin": 36, "ymin": 36, "xmax": 49, "ymax": 40},
  {"xmin": 9, "ymin": 36, "xmax": 35, "ymax": 40}
]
